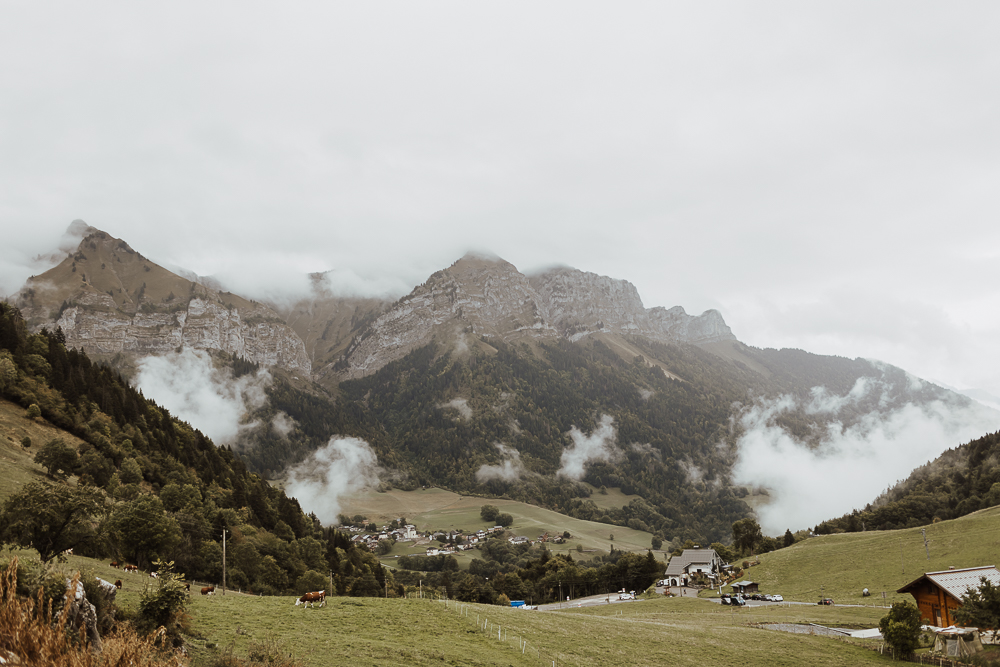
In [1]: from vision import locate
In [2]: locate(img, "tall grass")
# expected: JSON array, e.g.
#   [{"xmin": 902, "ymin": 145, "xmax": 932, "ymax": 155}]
[{"xmin": 0, "ymin": 557, "xmax": 182, "ymax": 666}]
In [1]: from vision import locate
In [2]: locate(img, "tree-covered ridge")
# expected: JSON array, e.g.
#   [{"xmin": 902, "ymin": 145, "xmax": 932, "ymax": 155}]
[
  {"xmin": 0, "ymin": 302, "xmax": 395, "ymax": 598},
  {"xmin": 814, "ymin": 430, "xmax": 1000, "ymax": 534},
  {"xmin": 329, "ymin": 332, "xmax": 941, "ymax": 546}
]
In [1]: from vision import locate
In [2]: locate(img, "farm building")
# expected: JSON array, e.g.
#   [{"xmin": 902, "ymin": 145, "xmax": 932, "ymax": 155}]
[
  {"xmin": 897, "ymin": 565, "xmax": 1000, "ymax": 628},
  {"xmin": 663, "ymin": 548, "xmax": 725, "ymax": 587},
  {"xmin": 731, "ymin": 581, "xmax": 759, "ymax": 595}
]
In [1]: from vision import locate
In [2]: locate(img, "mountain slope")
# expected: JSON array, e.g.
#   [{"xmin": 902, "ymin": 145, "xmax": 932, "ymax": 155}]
[{"xmin": 15, "ymin": 223, "xmax": 309, "ymax": 373}]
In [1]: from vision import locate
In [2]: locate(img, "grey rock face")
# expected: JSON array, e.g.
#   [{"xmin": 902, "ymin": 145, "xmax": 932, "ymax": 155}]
[
  {"xmin": 53, "ymin": 297, "xmax": 311, "ymax": 372},
  {"xmin": 337, "ymin": 253, "xmax": 557, "ymax": 379},
  {"xmin": 334, "ymin": 259, "xmax": 736, "ymax": 378}
]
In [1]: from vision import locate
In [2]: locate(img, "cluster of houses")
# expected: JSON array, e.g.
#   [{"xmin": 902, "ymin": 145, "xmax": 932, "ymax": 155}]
[{"xmin": 344, "ymin": 521, "xmax": 418, "ymax": 550}]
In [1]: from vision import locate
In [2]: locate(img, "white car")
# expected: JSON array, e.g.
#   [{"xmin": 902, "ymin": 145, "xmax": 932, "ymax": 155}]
[
  {"xmin": 618, "ymin": 591, "xmax": 635, "ymax": 600},
  {"xmin": 772, "ymin": 594, "xmax": 783, "ymax": 602}
]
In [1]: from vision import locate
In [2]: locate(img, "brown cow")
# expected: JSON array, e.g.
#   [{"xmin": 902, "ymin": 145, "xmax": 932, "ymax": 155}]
[
  {"xmin": 114, "ymin": 580, "xmax": 122, "ymax": 589},
  {"xmin": 201, "ymin": 586, "xmax": 215, "ymax": 596},
  {"xmin": 295, "ymin": 590, "xmax": 326, "ymax": 608},
  {"xmin": 110, "ymin": 561, "xmax": 120, "ymax": 569},
  {"xmin": 123, "ymin": 564, "xmax": 138, "ymax": 573}
]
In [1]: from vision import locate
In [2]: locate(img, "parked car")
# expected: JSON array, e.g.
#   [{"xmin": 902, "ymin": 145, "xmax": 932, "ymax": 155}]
[
  {"xmin": 772, "ymin": 594, "xmax": 783, "ymax": 602},
  {"xmin": 618, "ymin": 591, "xmax": 635, "ymax": 600},
  {"xmin": 731, "ymin": 595, "xmax": 746, "ymax": 606},
  {"xmin": 720, "ymin": 595, "xmax": 731, "ymax": 605},
  {"xmin": 818, "ymin": 598, "xmax": 834, "ymax": 605},
  {"xmin": 762, "ymin": 594, "xmax": 774, "ymax": 602}
]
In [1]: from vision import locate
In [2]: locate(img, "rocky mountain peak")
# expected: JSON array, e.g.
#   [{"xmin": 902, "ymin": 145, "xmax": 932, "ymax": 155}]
[{"xmin": 16, "ymin": 223, "xmax": 310, "ymax": 372}]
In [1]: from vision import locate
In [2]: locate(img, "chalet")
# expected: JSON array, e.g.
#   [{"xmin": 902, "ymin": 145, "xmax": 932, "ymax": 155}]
[
  {"xmin": 663, "ymin": 548, "xmax": 725, "ymax": 587},
  {"xmin": 426, "ymin": 547, "xmax": 441, "ymax": 557},
  {"xmin": 731, "ymin": 581, "xmax": 759, "ymax": 595},
  {"xmin": 402, "ymin": 525, "xmax": 417, "ymax": 540},
  {"xmin": 897, "ymin": 565, "xmax": 1000, "ymax": 628},
  {"xmin": 508, "ymin": 536, "xmax": 529, "ymax": 545}
]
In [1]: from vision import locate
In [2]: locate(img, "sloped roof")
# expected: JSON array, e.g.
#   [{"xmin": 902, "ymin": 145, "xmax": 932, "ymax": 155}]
[
  {"xmin": 897, "ymin": 566, "xmax": 1000, "ymax": 602},
  {"xmin": 664, "ymin": 549, "xmax": 720, "ymax": 576}
]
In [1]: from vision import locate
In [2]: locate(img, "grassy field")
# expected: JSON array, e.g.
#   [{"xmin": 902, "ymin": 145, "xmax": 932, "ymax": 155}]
[
  {"xmin": 179, "ymin": 589, "xmax": 894, "ymax": 667},
  {"xmin": 0, "ymin": 397, "xmax": 88, "ymax": 503},
  {"xmin": 342, "ymin": 487, "xmax": 658, "ymax": 556},
  {"xmin": 724, "ymin": 505, "xmax": 1000, "ymax": 606}
]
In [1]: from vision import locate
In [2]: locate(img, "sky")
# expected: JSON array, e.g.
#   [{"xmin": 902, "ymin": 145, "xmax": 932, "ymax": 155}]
[{"xmin": 2, "ymin": 1, "xmax": 999, "ymax": 399}]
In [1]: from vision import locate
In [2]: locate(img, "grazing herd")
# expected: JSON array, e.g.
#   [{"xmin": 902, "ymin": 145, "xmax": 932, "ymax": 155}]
[{"xmin": 107, "ymin": 561, "xmax": 328, "ymax": 608}]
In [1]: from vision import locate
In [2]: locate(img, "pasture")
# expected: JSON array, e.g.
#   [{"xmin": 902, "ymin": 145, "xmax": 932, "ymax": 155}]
[
  {"xmin": 728, "ymin": 505, "xmax": 1000, "ymax": 606},
  {"xmin": 183, "ymin": 590, "xmax": 892, "ymax": 666},
  {"xmin": 0, "ymin": 397, "xmax": 88, "ymax": 503},
  {"xmin": 342, "ymin": 486, "xmax": 658, "ymax": 556}
]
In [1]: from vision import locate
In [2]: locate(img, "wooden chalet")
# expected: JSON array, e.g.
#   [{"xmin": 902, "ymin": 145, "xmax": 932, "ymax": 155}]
[{"xmin": 897, "ymin": 565, "xmax": 1000, "ymax": 627}]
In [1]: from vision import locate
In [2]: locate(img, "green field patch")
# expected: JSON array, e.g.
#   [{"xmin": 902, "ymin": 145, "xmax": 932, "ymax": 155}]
[
  {"xmin": 740, "ymin": 505, "xmax": 1000, "ymax": 605},
  {"xmin": 342, "ymin": 487, "xmax": 657, "ymax": 557}
]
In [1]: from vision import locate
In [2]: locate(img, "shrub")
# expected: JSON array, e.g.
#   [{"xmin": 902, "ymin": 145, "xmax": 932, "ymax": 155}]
[{"xmin": 879, "ymin": 600, "xmax": 922, "ymax": 659}]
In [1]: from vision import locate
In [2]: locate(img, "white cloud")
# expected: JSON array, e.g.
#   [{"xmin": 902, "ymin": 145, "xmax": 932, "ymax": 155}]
[
  {"xmin": 134, "ymin": 349, "xmax": 271, "ymax": 446},
  {"xmin": 283, "ymin": 436, "xmax": 380, "ymax": 526},
  {"xmin": 475, "ymin": 443, "xmax": 525, "ymax": 483},
  {"xmin": 732, "ymin": 384, "xmax": 1000, "ymax": 535},
  {"xmin": 557, "ymin": 414, "xmax": 619, "ymax": 481},
  {"xmin": 440, "ymin": 398, "xmax": 473, "ymax": 420},
  {"xmin": 271, "ymin": 411, "xmax": 296, "ymax": 439}
]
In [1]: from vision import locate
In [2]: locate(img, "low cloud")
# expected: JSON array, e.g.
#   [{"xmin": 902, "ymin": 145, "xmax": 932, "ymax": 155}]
[
  {"xmin": 134, "ymin": 348, "xmax": 271, "ymax": 446},
  {"xmin": 732, "ymin": 382, "xmax": 1000, "ymax": 535},
  {"xmin": 440, "ymin": 398, "xmax": 473, "ymax": 420},
  {"xmin": 271, "ymin": 411, "xmax": 296, "ymax": 438},
  {"xmin": 557, "ymin": 414, "xmax": 619, "ymax": 480},
  {"xmin": 476, "ymin": 443, "xmax": 525, "ymax": 483},
  {"xmin": 284, "ymin": 436, "xmax": 380, "ymax": 525}
]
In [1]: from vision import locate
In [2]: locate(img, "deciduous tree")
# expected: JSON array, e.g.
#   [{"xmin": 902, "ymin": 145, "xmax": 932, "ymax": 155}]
[
  {"xmin": 879, "ymin": 600, "xmax": 922, "ymax": 659},
  {"xmin": 0, "ymin": 482, "xmax": 107, "ymax": 562}
]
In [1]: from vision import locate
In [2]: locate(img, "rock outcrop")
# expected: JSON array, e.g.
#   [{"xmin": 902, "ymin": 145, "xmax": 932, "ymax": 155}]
[
  {"xmin": 15, "ymin": 227, "xmax": 310, "ymax": 373},
  {"xmin": 330, "ymin": 257, "xmax": 736, "ymax": 379}
]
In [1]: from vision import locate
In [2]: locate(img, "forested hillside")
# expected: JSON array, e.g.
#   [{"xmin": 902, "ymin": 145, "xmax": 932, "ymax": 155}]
[
  {"xmin": 0, "ymin": 302, "xmax": 395, "ymax": 598},
  {"xmin": 296, "ymin": 332, "xmax": 963, "ymax": 546},
  {"xmin": 814, "ymin": 430, "xmax": 1000, "ymax": 534}
]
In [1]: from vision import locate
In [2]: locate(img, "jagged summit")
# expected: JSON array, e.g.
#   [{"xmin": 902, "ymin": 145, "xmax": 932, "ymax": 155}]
[
  {"xmin": 326, "ymin": 254, "xmax": 738, "ymax": 380},
  {"xmin": 15, "ymin": 226, "xmax": 738, "ymax": 382},
  {"xmin": 16, "ymin": 223, "xmax": 310, "ymax": 372}
]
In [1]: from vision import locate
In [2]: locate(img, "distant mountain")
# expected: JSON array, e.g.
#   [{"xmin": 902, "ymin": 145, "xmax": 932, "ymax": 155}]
[
  {"xmin": 323, "ymin": 252, "xmax": 735, "ymax": 382},
  {"xmin": 14, "ymin": 223, "xmax": 309, "ymax": 372},
  {"xmin": 9, "ymin": 222, "xmax": 983, "ymax": 546}
]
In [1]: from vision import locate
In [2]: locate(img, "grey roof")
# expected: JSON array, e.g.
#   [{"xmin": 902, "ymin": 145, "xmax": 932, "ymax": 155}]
[
  {"xmin": 898, "ymin": 566, "xmax": 1000, "ymax": 602},
  {"xmin": 664, "ymin": 549, "xmax": 720, "ymax": 576}
]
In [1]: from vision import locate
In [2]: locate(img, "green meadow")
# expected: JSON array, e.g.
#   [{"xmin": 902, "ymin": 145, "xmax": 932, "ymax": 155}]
[
  {"xmin": 723, "ymin": 505, "xmax": 1000, "ymax": 605},
  {"xmin": 181, "ymin": 591, "xmax": 890, "ymax": 667},
  {"xmin": 342, "ymin": 486, "xmax": 660, "ymax": 559}
]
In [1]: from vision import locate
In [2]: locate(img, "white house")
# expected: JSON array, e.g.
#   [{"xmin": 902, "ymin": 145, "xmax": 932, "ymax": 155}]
[{"xmin": 663, "ymin": 549, "xmax": 725, "ymax": 587}]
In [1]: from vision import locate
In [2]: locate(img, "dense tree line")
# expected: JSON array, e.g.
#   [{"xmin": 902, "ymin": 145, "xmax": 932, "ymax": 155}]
[
  {"xmin": 0, "ymin": 302, "xmax": 396, "ymax": 599},
  {"xmin": 392, "ymin": 534, "xmax": 665, "ymax": 605}
]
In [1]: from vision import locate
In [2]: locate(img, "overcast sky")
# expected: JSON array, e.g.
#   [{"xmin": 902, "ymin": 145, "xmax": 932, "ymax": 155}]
[{"xmin": 2, "ymin": 2, "xmax": 998, "ymax": 396}]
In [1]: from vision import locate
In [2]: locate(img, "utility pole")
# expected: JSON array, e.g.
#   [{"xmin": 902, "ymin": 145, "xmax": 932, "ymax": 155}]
[
  {"xmin": 900, "ymin": 542, "xmax": 904, "ymax": 575},
  {"xmin": 921, "ymin": 529, "xmax": 930, "ymax": 561},
  {"xmin": 558, "ymin": 581, "xmax": 562, "ymax": 607},
  {"xmin": 222, "ymin": 529, "xmax": 228, "ymax": 595},
  {"xmin": 420, "ymin": 579, "xmax": 422, "ymax": 599}
]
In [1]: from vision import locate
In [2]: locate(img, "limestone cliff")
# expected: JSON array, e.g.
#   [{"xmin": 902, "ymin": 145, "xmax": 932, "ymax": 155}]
[
  {"xmin": 329, "ymin": 257, "xmax": 736, "ymax": 379},
  {"xmin": 15, "ymin": 227, "xmax": 311, "ymax": 373}
]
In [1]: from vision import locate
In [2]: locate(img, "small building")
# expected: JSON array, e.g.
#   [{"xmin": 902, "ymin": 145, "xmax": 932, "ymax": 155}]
[
  {"xmin": 663, "ymin": 549, "xmax": 725, "ymax": 587},
  {"xmin": 731, "ymin": 580, "xmax": 759, "ymax": 595},
  {"xmin": 897, "ymin": 565, "xmax": 1000, "ymax": 628},
  {"xmin": 933, "ymin": 627, "xmax": 984, "ymax": 659}
]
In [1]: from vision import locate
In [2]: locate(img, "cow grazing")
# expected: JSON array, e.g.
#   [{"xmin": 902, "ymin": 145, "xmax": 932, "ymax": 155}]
[
  {"xmin": 184, "ymin": 583, "xmax": 191, "ymax": 593},
  {"xmin": 201, "ymin": 586, "xmax": 215, "ymax": 596},
  {"xmin": 114, "ymin": 580, "xmax": 122, "ymax": 589},
  {"xmin": 110, "ymin": 561, "xmax": 120, "ymax": 569},
  {"xmin": 296, "ymin": 590, "xmax": 326, "ymax": 608},
  {"xmin": 123, "ymin": 564, "xmax": 138, "ymax": 573},
  {"xmin": 149, "ymin": 571, "xmax": 158, "ymax": 579}
]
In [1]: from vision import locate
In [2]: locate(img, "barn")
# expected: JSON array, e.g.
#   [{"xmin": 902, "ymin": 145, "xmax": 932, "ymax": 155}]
[{"xmin": 896, "ymin": 565, "xmax": 1000, "ymax": 628}]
